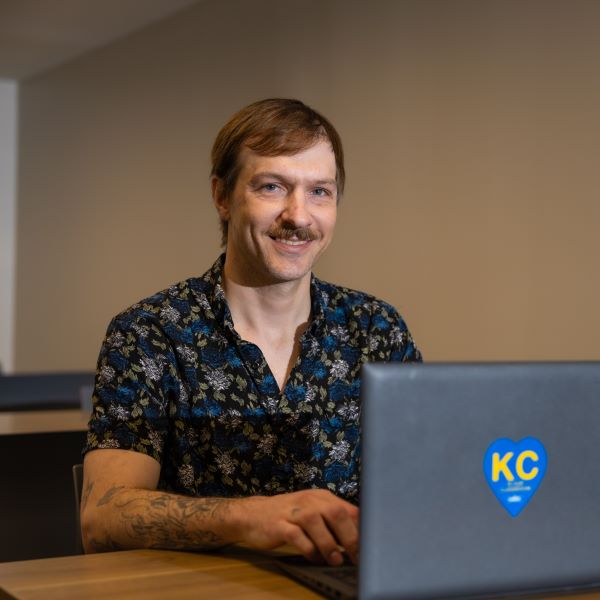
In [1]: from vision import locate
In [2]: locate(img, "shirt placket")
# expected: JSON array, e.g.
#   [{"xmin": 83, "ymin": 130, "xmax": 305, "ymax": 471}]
[{"xmin": 236, "ymin": 340, "xmax": 280, "ymax": 413}]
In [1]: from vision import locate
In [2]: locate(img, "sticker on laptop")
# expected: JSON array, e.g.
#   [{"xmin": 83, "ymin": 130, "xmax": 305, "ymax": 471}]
[{"xmin": 483, "ymin": 437, "xmax": 547, "ymax": 517}]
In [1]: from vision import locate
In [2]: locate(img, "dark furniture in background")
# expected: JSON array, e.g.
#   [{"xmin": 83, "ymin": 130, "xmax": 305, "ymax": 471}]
[
  {"xmin": 0, "ymin": 372, "xmax": 94, "ymax": 562},
  {"xmin": 0, "ymin": 372, "xmax": 94, "ymax": 412},
  {"xmin": 0, "ymin": 430, "xmax": 87, "ymax": 562},
  {"xmin": 72, "ymin": 464, "xmax": 84, "ymax": 554}
]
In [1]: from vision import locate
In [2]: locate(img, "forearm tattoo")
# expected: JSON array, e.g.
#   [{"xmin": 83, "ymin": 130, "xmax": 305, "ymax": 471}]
[{"xmin": 92, "ymin": 486, "xmax": 228, "ymax": 552}]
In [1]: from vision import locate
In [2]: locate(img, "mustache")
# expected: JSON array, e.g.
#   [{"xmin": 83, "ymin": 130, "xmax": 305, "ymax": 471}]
[{"xmin": 267, "ymin": 226, "xmax": 320, "ymax": 241}]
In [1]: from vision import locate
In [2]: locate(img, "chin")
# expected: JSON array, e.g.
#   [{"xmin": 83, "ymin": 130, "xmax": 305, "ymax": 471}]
[
  {"xmin": 264, "ymin": 258, "xmax": 313, "ymax": 283},
  {"xmin": 267, "ymin": 268, "xmax": 310, "ymax": 284}
]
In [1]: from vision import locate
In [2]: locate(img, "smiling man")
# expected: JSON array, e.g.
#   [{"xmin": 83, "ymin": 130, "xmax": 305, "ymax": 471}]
[{"xmin": 81, "ymin": 99, "xmax": 421, "ymax": 566}]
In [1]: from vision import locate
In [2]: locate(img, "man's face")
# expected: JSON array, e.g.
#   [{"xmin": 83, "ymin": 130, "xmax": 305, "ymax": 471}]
[{"xmin": 215, "ymin": 139, "xmax": 338, "ymax": 286}]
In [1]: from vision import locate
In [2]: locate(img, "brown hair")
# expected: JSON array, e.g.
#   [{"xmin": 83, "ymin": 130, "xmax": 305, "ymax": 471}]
[{"xmin": 211, "ymin": 98, "xmax": 345, "ymax": 245}]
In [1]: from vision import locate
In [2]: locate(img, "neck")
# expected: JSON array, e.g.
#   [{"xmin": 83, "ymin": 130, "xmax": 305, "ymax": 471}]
[{"xmin": 222, "ymin": 271, "xmax": 312, "ymax": 339}]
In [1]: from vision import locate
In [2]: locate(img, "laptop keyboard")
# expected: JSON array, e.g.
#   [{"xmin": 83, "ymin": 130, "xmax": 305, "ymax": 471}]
[{"xmin": 324, "ymin": 566, "xmax": 358, "ymax": 586}]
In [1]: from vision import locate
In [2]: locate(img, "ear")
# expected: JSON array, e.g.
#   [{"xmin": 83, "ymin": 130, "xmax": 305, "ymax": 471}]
[{"xmin": 211, "ymin": 176, "xmax": 230, "ymax": 222}]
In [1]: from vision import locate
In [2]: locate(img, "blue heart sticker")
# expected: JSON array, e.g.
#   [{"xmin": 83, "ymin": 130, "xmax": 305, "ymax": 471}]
[{"xmin": 483, "ymin": 437, "xmax": 547, "ymax": 517}]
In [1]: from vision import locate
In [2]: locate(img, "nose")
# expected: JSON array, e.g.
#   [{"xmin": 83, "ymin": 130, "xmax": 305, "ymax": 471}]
[{"xmin": 280, "ymin": 188, "xmax": 312, "ymax": 229}]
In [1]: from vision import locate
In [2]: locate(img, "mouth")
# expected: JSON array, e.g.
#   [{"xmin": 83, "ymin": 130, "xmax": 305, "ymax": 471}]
[
  {"xmin": 269, "ymin": 236, "xmax": 313, "ymax": 254},
  {"xmin": 270, "ymin": 237, "xmax": 310, "ymax": 246},
  {"xmin": 267, "ymin": 228, "xmax": 319, "ymax": 246}
]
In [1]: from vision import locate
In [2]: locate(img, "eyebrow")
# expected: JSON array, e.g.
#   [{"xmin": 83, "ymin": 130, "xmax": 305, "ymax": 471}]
[{"xmin": 249, "ymin": 172, "xmax": 338, "ymax": 188}]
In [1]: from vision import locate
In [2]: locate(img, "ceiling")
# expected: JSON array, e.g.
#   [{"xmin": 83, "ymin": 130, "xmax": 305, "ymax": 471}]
[{"xmin": 0, "ymin": 0, "xmax": 202, "ymax": 80}]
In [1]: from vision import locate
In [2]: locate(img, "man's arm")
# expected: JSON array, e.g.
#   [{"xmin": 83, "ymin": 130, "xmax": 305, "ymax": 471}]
[{"xmin": 81, "ymin": 449, "xmax": 359, "ymax": 565}]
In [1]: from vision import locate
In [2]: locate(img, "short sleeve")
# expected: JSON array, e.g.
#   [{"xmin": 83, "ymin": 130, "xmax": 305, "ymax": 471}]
[
  {"xmin": 367, "ymin": 300, "xmax": 423, "ymax": 363},
  {"xmin": 83, "ymin": 313, "xmax": 179, "ymax": 463}
]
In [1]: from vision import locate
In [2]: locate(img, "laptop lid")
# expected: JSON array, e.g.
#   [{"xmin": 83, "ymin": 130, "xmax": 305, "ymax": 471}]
[{"xmin": 359, "ymin": 362, "xmax": 600, "ymax": 600}]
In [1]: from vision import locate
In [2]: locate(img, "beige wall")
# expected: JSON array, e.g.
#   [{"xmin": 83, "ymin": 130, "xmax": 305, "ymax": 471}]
[
  {"xmin": 0, "ymin": 79, "xmax": 17, "ymax": 373},
  {"xmin": 14, "ymin": 0, "xmax": 600, "ymax": 372}
]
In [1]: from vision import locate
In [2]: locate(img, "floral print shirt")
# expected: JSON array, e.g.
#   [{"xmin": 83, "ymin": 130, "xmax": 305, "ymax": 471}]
[{"xmin": 84, "ymin": 255, "xmax": 422, "ymax": 504}]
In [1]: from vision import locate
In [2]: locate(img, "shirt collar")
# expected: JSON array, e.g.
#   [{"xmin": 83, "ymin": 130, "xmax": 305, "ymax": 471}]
[
  {"xmin": 200, "ymin": 254, "xmax": 237, "ymax": 335},
  {"xmin": 308, "ymin": 274, "xmax": 328, "ymax": 337},
  {"xmin": 202, "ymin": 253, "xmax": 328, "ymax": 337}
]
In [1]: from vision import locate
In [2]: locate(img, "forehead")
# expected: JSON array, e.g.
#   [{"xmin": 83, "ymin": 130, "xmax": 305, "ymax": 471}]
[{"xmin": 237, "ymin": 139, "xmax": 337, "ymax": 180}]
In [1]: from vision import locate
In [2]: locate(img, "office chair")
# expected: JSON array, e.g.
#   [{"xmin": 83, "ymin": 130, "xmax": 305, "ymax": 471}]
[{"xmin": 72, "ymin": 464, "xmax": 84, "ymax": 554}]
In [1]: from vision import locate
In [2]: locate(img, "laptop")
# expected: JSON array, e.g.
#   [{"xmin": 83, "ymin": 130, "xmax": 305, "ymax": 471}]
[{"xmin": 278, "ymin": 362, "xmax": 600, "ymax": 600}]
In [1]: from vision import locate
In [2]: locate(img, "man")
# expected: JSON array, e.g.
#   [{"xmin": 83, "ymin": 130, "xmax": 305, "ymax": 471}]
[{"xmin": 81, "ymin": 98, "xmax": 421, "ymax": 566}]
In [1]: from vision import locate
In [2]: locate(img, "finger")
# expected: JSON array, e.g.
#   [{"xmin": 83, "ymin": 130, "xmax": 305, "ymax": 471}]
[
  {"xmin": 323, "ymin": 505, "xmax": 360, "ymax": 564},
  {"xmin": 281, "ymin": 523, "xmax": 320, "ymax": 562},
  {"xmin": 293, "ymin": 511, "xmax": 345, "ymax": 566}
]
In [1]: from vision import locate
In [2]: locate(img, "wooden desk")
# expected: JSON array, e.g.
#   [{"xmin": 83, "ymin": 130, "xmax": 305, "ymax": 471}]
[
  {"xmin": 0, "ymin": 409, "xmax": 89, "ymax": 435},
  {"xmin": 3, "ymin": 548, "xmax": 600, "ymax": 600},
  {"xmin": 0, "ymin": 548, "xmax": 321, "ymax": 600}
]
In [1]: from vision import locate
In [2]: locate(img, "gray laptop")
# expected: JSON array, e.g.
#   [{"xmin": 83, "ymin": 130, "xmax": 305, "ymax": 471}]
[{"xmin": 279, "ymin": 362, "xmax": 600, "ymax": 600}]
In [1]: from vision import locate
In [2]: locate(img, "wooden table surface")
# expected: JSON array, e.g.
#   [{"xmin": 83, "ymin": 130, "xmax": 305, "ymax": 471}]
[
  {"xmin": 3, "ymin": 547, "xmax": 600, "ymax": 600},
  {"xmin": 0, "ymin": 409, "xmax": 89, "ymax": 435},
  {"xmin": 0, "ymin": 548, "xmax": 322, "ymax": 600}
]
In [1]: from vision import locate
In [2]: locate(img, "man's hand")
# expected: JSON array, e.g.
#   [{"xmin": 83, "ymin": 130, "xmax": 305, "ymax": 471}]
[
  {"xmin": 232, "ymin": 490, "xmax": 359, "ymax": 566},
  {"xmin": 82, "ymin": 449, "xmax": 359, "ymax": 565}
]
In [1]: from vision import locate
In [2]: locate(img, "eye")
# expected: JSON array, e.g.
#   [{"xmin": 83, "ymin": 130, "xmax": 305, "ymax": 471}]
[
  {"xmin": 312, "ymin": 187, "xmax": 332, "ymax": 197},
  {"xmin": 260, "ymin": 183, "xmax": 282, "ymax": 193}
]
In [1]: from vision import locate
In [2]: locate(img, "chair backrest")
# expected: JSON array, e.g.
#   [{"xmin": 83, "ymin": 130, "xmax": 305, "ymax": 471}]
[{"xmin": 72, "ymin": 463, "xmax": 84, "ymax": 553}]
